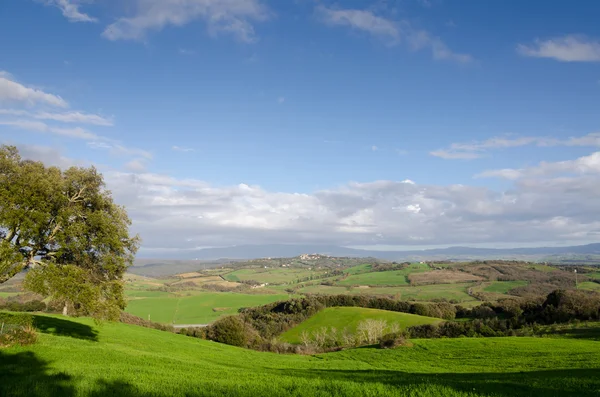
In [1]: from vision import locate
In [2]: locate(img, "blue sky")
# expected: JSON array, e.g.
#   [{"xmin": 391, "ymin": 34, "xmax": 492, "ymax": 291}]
[{"xmin": 1, "ymin": 0, "xmax": 600, "ymax": 255}]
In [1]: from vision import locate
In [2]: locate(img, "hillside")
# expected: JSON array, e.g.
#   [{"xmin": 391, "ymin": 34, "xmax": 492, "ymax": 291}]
[
  {"xmin": 1, "ymin": 314, "xmax": 600, "ymax": 396},
  {"xmin": 280, "ymin": 307, "xmax": 442, "ymax": 344}
]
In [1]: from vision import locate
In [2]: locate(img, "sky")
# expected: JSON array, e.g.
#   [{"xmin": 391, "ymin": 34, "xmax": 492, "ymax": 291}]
[{"xmin": 1, "ymin": 0, "xmax": 600, "ymax": 256}]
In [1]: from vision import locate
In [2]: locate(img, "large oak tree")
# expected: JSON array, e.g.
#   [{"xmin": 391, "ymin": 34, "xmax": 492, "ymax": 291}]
[{"xmin": 0, "ymin": 145, "xmax": 139, "ymax": 320}]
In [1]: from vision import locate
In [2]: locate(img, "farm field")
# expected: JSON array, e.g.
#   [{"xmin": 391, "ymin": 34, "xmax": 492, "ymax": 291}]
[
  {"xmin": 579, "ymin": 282, "xmax": 600, "ymax": 292},
  {"xmin": 338, "ymin": 263, "xmax": 430, "ymax": 286},
  {"xmin": 482, "ymin": 280, "xmax": 529, "ymax": 294},
  {"xmin": 125, "ymin": 292, "xmax": 288, "ymax": 324},
  {"xmin": 224, "ymin": 268, "xmax": 323, "ymax": 284},
  {"xmin": 298, "ymin": 282, "xmax": 477, "ymax": 303},
  {"xmin": 2, "ymin": 314, "xmax": 600, "ymax": 396},
  {"xmin": 280, "ymin": 307, "xmax": 442, "ymax": 344}
]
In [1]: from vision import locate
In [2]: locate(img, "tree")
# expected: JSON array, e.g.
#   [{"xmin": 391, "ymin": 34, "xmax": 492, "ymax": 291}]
[{"xmin": 0, "ymin": 145, "xmax": 139, "ymax": 321}]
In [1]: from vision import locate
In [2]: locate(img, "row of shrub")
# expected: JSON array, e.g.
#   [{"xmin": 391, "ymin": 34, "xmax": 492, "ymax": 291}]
[
  {"xmin": 185, "ymin": 289, "xmax": 600, "ymax": 352},
  {"xmin": 119, "ymin": 312, "xmax": 175, "ymax": 332}
]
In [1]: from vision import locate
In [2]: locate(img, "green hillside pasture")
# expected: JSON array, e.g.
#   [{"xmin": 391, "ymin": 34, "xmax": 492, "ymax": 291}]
[
  {"xmin": 2, "ymin": 315, "xmax": 600, "ymax": 396},
  {"xmin": 344, "ymin": 264, "xmax": 374, "ymax": 274},
  {"xmin": 280, "ymin": 307, "xmax": 442, "ymax": 343},
  {"xmin": 125, "ymin": 290, "xmax": 173, "ymax": 298},
  {"xmin": 125, "ymin": 292, "xmax": 288, "ymax": 324},
  {"xmin": 338, "ymin": 263, "xmax": 430, "ymax": 286},
  {"xmin": 483, "ymin": 281, "xmax": 529, "ymax": 294},
  {"xmin": 298, "ymin": 283, "xmax": 476, "ymax": 302},
  {"xmin": 0, "ymin": 292, "xmax": 21, "ymax": 298},
  {"xmin": 579, "ymin": 282, "xmax": 600, "ymax": 292},
  {"xmin": 224, "ymin": 268, "xmax": 323, "ymax": 284}
]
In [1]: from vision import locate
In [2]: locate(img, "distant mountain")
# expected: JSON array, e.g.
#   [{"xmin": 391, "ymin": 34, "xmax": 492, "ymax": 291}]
[{"xmin": 163, "ymin": 243, "xmax": 600, "ymax": 261}]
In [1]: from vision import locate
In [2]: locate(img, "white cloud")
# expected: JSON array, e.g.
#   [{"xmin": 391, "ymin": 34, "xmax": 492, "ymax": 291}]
[
  {"xmin": 0, "ymin": 72, "xmax": 68, "ymax": 108},
  {"xmin": 371, "ymin": 145, "xmax": 378, "ymax": 151},
  {"xmin": 431, "ymin": 133, "xmax": 600, "ymax": 160},
  {"xmin": 317, "ymin": 6, "xmax": 473, "ymax": 64},
  {"xmin": 102, "ymin": 0, "xmax": 270, "ymax": 43},
  {"xmin": 0, "ymin": 119, "xmax": 97, "ymax": 140},
  {"xmin": 98, "ymin": 169, "xmax": 600, "ymax": 251},
  {"xmin": 0, "ymin": 109, "xmax": 113, "ymax": 126},
  {"xmin": 46, "ymin": 0, "xmax": 97, "ymax": 23},
  {"xmin": 172, "ymin": 145, "xmax": 195, "ymax": 152},
  {"xmin": 518, "ymin": 35, "xmax": 600, "ymax": 62},
  {"xmin": 317, "ymin": 6, "xmax": 400, "ymax": 41},
  {"xmin": 125, "ymin": 159, "xmax": 148, "ymax": 173},
  {"xmin": 277, "ymin": 96, "xmax": 285, "ymax": 104},
  {"xmin": 35, "ymin": 111, "xmax": 113, "ymax": 126},
  {"xmin": 88, "ymin": 141, "xmax": 153, "ymax": 159},
  {"xmin": 477, "ymin": 151, "xmax": 600, "ymax": 180}
]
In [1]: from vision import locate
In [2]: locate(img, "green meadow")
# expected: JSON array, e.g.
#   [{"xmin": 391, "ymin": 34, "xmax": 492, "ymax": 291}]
[
  {"xmin": 2, "ymin": 314, "xmax": 600, "ymax": 396},
  {"xmin": 280, "ymin": 307, "xmax": 442, "ymax": 343},
  {"xmin": 125, "ymin": 292, "xmax": 288, "ymax": 324}
]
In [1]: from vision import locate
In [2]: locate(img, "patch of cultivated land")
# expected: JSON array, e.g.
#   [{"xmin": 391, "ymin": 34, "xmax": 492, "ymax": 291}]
[
  {"xmin": 2, "ymin": 314, "xmax": 600, "ymax": 396},
  {"xmin": 298, "ymin": 283, "xmax": 477, "ymax": 303},
  {"xmin": 224, "ymin": 268, "xmax": 324, "ymax": 284},
  {"xmin": 408, "ymin": 270, "xmax": 482, "ymax": 285},
  {"xmin": 483, "ymin": 280, "xmax": 529, "ymax": 294},
  {"xmin": 280, "ymin": 307, "xmax": 442, "ymax": 344},
  {"xmin": 125, "ymin": 292, "xmax": 288, "ymax": 324},
  {"xmin": 338, "ymin": 264, "xmax": 430, "ymax": 286},
  {"xmin": 579, "ymin": 282, "xmax": 600, "ymax": 292}
]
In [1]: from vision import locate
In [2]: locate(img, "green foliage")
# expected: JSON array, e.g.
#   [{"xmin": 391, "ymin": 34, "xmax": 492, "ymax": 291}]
[
  {"xmin": 0, "ymin": 145, "xmax": 139, "ymax": 321},
  {"xmin": 2, "ymin": 315, "xmax": 600, "ymax": 396},
  {"xmin": 280, "ymin": 307, "xmax": 440, "ymax": 344},
  {"xmin": 0, "ymin": 312, "xmax": 36, "ymax": 347}
]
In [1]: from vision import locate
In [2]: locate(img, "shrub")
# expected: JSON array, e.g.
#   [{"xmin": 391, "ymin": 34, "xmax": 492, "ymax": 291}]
[
  {"xmin": 379, "ymin": 332, "xmax": 411, "ymax": 349},
  {"xmin": 0, "ymin": 313, "xmax": 37, "ymax": 347},
  {"xmin": 119, "ymin": 312, "xmax": 175, "ymax": 332}
]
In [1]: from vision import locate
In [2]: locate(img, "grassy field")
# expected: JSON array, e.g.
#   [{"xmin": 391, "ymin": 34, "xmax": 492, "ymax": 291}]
[
  {"xmin": 125, "ymin": 292, "xmax": 288, "ymax": 324},
  {"xmin": 338, "ymin": 264, "xmax": 430, "ymax": 286},
  {"xmin": 579, "ymin": 282, "xmax": 600, "ymax": 292},
  {"xmin": 2, "ymin": 314, "xmax": 600, "ymax": 396},
  {"xmin": 280, "ymin": 307, "xmax": 442, "ymax": 343},
  {"xmin": 224, "ymin": 268, "xmax": 322, "ymax": 284},
  {"xmin": 483, "ymin": 281, "xmax": 529, "ymax": 294},
  {"xmin": 0, "ymin": 292, "xmax": 21, "ymax": 298},
  {"xmin": 298, "ymin": 283, "xmax": 477, "ymax": 302}
]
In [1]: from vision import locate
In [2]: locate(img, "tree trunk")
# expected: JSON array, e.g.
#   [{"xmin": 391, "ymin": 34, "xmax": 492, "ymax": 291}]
[{"xmin": 62, "ymin": 303, "xmax": 68, "ymax": 316}]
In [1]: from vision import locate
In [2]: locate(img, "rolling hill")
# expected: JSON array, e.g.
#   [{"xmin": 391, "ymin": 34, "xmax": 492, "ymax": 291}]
[{"xmin": 1, "ymin": 314, "xmax": 600, "ymax": 396}]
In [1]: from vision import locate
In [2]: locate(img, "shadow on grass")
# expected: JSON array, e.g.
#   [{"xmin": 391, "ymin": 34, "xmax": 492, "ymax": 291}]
[
  {"xmin": 549, "ymin": 327, "xmax": 600, "ymax": 341},
  {"xmin": 33, "ymin": 315, "xmax": 99, "ymax": 342},
  {"xmin": 278, "ymin": 367, "xmax": 600, "ymax": 397},
  {"xmin": 0, "ymin": 351, "xmax": 75, "ymax": 397}
]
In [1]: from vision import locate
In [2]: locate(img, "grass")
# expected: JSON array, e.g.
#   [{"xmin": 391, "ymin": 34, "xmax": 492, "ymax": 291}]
[
  {"xmin": 1, "ymin": 314, "xmax": 600, "ymax": 396},
  {"xmin": 280, "ymin": 307, "xmax": 442, "ymax": 343},
  {"xmin": 483, "ymin": 281, "xmax": 529, "ymax": 294},
  {"xmin": 224, "ymin": 268, "xmax": 323, "ymax": 284},
  {"xmin": 0, "ymin": 292, "xmax": 21, "ymax": 298},
  {"xmin": 338, "ymin": 264, "xmax": 430, "ymax": 287},
  {"xmin": 579, "ymin": 282, "xmax": 600, "ymax": 292},
  {"xmin": 298, "ymin": 283, "xmax": 477, "ymax": 302},
  {"xmin": 125, "ymin": 292, "xmax": 288, "ymax": 324}
]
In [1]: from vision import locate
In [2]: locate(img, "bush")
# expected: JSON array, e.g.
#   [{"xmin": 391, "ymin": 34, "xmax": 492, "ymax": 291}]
[
  {"xmin": 207, "ymin": 316, "xmax": 260, "ymax": 348},
  {"xmin": 0, "ymin": 313, "xmax": 37, "ymax": 347},
  {"xmin": 379, "ymin": 332, "xmax": 411, "ymax": 349}
]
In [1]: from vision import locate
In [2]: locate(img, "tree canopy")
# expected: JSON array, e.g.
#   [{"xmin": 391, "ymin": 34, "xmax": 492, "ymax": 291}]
[{"xmin": 0, "ymin": 145, "xmax": 139, "ymax": 320}]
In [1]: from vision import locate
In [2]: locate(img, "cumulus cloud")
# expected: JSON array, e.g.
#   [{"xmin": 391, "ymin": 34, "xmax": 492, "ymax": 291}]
[
  {"xmin": 100, "ymin": 170, "xmax": 600, "ymax": 251},
  {"xmin": 45, "ymin": 0, "xmax": 97, "ymax": 23},
  {"xmin": 518, "ymin": 35, "xmax": 600, "ymax": 62},
  {"xmin": 102, "ymin": 0, "xmax": 270, "ymax": 43},
  {"xmin": 0, "ymin": 72, "xmax": 68, "ymax": 108},
  {"xmin": 316, "ymin": 6, "xmax": 473, "ymax": 63}
]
